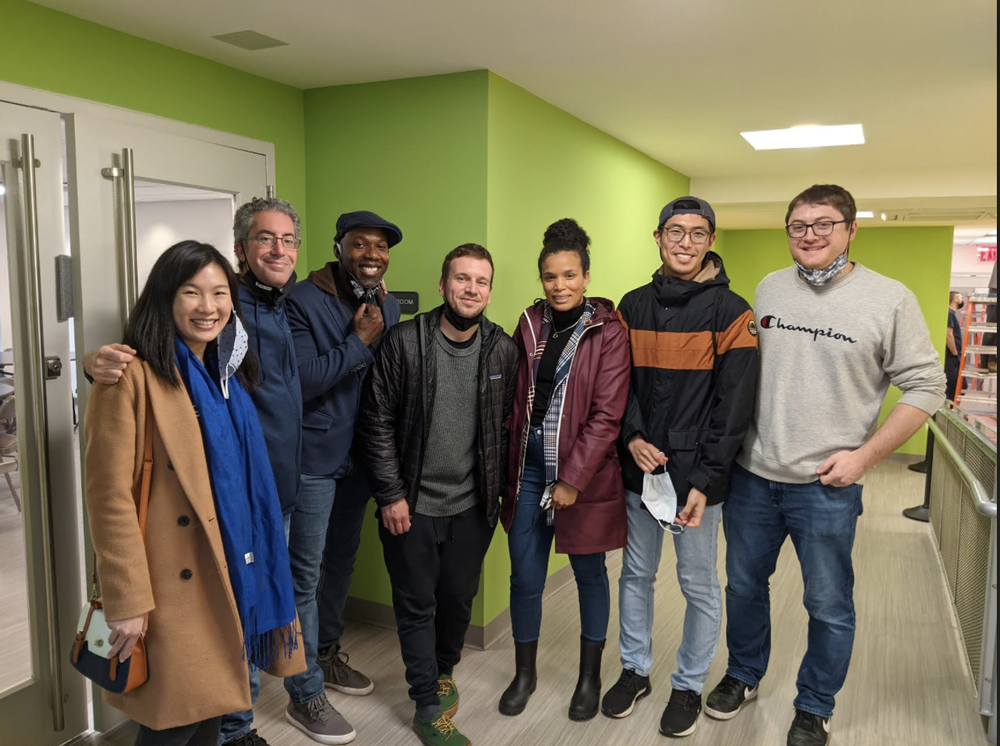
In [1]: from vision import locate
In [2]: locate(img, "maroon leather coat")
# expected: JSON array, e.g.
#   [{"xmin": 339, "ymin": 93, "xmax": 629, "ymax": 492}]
[{"xmin": 502, "ymin": 297, "xmax": 630, "ymax": 554}]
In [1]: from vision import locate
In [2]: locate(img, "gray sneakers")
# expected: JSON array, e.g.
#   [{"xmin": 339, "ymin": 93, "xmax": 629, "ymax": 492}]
[
  {"xmin": 319, "ymin": 647, "xmax": 374, "ymax": 696},
  {"xmin": 285, "ymin": 695, "xmax": 357, "ymax": 745}
]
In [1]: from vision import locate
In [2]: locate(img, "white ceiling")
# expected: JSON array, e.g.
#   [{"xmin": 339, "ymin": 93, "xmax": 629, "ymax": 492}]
[{"xmin": 34, "ymin": 0, "xmax": 997, "ymax": 229}]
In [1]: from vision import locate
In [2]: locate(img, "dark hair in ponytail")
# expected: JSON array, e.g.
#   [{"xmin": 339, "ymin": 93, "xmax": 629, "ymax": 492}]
[{"xmin": 538, "ymin": 218, "xmax": 591, "ymax": 276}]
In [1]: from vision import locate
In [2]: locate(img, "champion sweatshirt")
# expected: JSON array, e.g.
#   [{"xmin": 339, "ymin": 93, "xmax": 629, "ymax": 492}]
[{"xmin": 738, "ymin": 263, "xmax": 946, "ymax": 484}]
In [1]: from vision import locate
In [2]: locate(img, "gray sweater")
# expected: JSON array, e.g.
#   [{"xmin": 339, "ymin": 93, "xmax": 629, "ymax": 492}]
[
  {"xmin": 416, "ymin": 326, "xmax": 482, "ymax": 517},
  {"xmin": 738, "ymin": 263, "xmax": 946, "ymax": 484}
]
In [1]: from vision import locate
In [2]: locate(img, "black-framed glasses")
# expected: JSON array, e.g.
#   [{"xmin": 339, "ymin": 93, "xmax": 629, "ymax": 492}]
[
  {"xmin": 662, "ymin": 227, "xmax": 712, "ymax": 245},
  {"xmin": 247, "ymin": 232, "xmax": 301, "ymax": 249},
  {"xmin": 785, "ymin": 220, "xmax": 848, "ymax": 238}
]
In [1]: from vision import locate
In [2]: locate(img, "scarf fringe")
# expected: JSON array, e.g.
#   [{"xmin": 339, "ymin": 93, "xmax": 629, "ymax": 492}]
[{"xmin": 244, "ymin": 617, "xmax": 300, "ymax": 670}]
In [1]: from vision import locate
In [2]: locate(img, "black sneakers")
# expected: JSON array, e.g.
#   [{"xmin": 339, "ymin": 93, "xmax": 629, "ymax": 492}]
[
  {"xmin": 705, "ymin": 674, "xmax": 758, "ymax": 720},
  {"xmin": 787, "ymin": 710, "xmax": 830, "ymax": 746},
  {"xmin": 600, "ymin": 668, "xmax": 652, "ymax": 718},
  {"xmin": 659, "ymin": 689, "xmax": 702, "ymax": 738},
  {"xmin": 223, "ymin": 730, "xmax": 271, "ymax": 746}
]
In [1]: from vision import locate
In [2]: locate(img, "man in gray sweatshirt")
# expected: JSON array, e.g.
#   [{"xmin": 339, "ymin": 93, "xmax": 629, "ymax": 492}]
[{"xmin": 704, "ymin": 185, "xmax": 946, "ymax": 746}]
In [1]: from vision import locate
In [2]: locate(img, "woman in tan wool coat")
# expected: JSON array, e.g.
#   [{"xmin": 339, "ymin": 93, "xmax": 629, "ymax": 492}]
[{"xmin": 84, "ymin": 241, "xmax": 304, "ymax": 746}]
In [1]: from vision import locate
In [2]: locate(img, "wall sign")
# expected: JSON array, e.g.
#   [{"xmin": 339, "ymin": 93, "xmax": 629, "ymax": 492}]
[{"xmin": 394, "ymin": 291, "xmax": 419, "ymax": 314}]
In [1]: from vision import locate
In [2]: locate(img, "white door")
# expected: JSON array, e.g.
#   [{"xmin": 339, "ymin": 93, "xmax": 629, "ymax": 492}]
[
  {"xmin": 65, "ymin": 112, "xmax": 270, "ymax": 732},
  {"xmin": 0, "ymin": 101, "xmax": 89, "ymax": 746}
]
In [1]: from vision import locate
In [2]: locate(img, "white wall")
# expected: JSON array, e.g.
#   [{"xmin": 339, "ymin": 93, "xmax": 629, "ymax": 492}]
[
  {"xmin": 951, "ymin": 242, "xmax": 996, "ymax": 291},
  {"xmin": 135, "ymin": 198, "xmax": 236, "ymax": 289}
]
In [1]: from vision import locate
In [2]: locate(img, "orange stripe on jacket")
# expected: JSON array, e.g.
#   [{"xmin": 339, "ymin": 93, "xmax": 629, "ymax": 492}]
[
  {"xmin": 628, "ymin": 309, "xmax": 758, "ymax": 370},
  {"xmin": 717, "ymin": 309, "xmax": 759, "ymax": 353},
  {"xmin": 629, "ymin": 329, "xmax": 714, "ymax": 371}
]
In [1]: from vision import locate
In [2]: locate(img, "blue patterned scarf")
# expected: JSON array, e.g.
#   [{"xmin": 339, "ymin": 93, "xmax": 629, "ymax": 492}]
[
  {"xmin": 174, "ymin": 338, "xmax": 297, "ymax": 667},
  {"xmin": 521, "ymin": 300, "xmax": 596, "ymax": 524}
]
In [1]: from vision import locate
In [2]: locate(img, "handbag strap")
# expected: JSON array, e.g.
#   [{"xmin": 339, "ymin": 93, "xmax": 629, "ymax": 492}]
[{"xmin": 89, "ymin": 395, "xmax": 154, "ymax": 597}]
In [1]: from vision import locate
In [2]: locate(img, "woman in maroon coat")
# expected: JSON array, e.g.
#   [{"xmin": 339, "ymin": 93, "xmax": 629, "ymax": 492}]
[{"xmin": 498, "ymin": 219, "xmax": 631, "ymax": 721}]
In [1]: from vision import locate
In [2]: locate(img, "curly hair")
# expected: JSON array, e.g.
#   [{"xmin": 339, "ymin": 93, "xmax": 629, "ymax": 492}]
[{"xmin": 538, "ymin": 218, "xmax": 591, "ymax": 276}]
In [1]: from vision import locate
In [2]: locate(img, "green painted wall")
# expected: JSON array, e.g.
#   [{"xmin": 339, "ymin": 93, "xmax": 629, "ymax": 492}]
[
  {"xmin": 715, "ymin": 225, "xmax": 954, "ymax": 455},
  {"xmin": 303, "ymin": 71, "xmax": 688, "ymax": 626},
  {"xmin": 0, "ymin": 0, "xmax": 309, "ymax": 262},
  {"xmin": 302, "ymin": 71, "xmax": 490, "ymax": 619},
  {"xmin": 480, "ymin": 73, "xmax": 689, "ymax": 624}
]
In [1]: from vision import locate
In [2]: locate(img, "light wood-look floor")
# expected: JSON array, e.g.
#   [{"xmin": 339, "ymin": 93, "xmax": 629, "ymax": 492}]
[{"xmin": 71, "ymin": 459, "xmax": 988, "ymax": 746}]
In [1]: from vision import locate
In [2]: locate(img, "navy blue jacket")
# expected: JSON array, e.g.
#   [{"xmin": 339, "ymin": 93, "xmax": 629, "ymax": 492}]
[
  {"xmin": 286, "ymin": 262, "xmax": 400, "ymax": 477},
  {"xmin": 239, "ymin": 276, "xmax": 303, "ymax": 515}
]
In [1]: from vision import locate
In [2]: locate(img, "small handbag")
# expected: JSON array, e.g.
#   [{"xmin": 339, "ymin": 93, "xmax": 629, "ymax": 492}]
[{"xmin": 70, "ymin": 402, "xmax": 153, "ymax": 693}]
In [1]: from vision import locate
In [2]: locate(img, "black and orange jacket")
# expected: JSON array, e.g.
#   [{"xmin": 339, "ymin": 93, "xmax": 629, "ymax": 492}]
[{"xmin": 617, "ymin": 253, "xmax": 758, "ymax": 505}]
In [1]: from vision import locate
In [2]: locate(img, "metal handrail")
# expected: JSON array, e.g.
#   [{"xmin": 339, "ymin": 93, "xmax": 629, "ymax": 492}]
[{"xmin": 927, "ymin": 415, "xmax": 996, "ymax": 519}]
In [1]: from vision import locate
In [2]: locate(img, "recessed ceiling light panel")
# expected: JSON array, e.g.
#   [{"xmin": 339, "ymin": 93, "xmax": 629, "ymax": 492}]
[
  {"xmin": 856, "ymin": 211, "xmax": 874, "ymax": 218},
  {"xmin": 212, "ymin": 30, "xmax": 288, "ymax": 51},
  {"xmin": 740, "ymin": 124, "xmax": 865, "ymax": 151}
]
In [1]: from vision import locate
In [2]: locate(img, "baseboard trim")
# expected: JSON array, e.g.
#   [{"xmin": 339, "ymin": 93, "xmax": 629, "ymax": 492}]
[{"xmin": 343, "ymin": 562, "xmax": 576, "ymax": 651}]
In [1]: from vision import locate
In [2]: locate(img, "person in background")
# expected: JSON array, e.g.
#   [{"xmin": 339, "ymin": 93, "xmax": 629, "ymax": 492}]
[
  {"xmin": 84, "ymin": 241, "xmax": 303, "ymax": 746},
  {"xmin": 498, "ymin": 219, "xmax": 631, "ymax": 722},
  {"xmin": 359, "ymin": 244, "xmax": 518, "ymax": 746},
  {"xmin": 908, "ymin": 289, "xmax": 965, "ymax": 474}
]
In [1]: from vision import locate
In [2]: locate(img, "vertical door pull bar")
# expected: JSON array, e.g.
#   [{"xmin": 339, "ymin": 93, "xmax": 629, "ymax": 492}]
[
  {"xmin": 19, "ymin": 133, "xmax": 66, "ymax": 731},
  {"xmin": 101, "ymin": 147, "xmax": 138, "ymax": 321}
]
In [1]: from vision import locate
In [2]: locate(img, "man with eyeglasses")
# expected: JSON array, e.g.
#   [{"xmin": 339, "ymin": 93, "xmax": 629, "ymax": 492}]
[
  {"xmin": 282, "ymin": 210, "xmax": 403, "ymax": 745},
  {"xmin": 601, "ymin": 197, "xmax": 758, "ymax": 738},
  {"xmin": 85, "ymin": 197, "xmax": 309, "ymax": 746},
  {"xmin": 705, "ymin": 184, "xmax": 945, "ymax": 746}
]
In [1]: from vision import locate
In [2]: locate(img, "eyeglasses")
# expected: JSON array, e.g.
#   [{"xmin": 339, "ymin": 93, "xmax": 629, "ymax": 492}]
[
  {"xmin": 661, "ymin": 227, "xmax": 712, "ymax": 245},
  {"xmin": 247, "ymin": 233, "xmax": 301, "ymax": 249},
  {"xmin": 785, "ymin": 220, "xmax": 848, "ymax": 238}
]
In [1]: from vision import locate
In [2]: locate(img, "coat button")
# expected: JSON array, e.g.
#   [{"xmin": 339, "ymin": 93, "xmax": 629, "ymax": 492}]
[
  {"xmin": 177, "ymin": 515, "xmax": 190, "ymax": 527},
  {"xmin": 180, "ymin": 569, "xmax": 193, "ymax": 580}
]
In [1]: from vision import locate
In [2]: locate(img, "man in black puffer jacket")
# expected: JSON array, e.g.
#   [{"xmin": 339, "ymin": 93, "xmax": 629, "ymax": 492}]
[{"xmin": 358, "ymin": 243, "xmax": 518, "ymax": 746}]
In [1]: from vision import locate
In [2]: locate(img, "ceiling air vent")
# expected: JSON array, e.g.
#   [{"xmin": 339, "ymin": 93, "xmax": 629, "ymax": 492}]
[
  {"xmin": 881, "ymin": 208, "xmax": 997, "ymax": 223},
  {"xmin": 212, "ymin": 31, "xmax": 288, "ymax": 51}
]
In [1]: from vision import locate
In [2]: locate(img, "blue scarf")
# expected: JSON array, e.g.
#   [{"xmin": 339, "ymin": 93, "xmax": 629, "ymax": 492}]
[{"xmin": 174, "ymin": 338, "xmax": 297, "ymax": 667}]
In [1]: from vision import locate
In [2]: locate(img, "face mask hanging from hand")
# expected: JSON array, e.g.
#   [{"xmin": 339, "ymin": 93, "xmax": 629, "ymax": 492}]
[
  {"xmin": 641, "ymin": 470, "xmax": 683, "ymax": 534},
  {"xmin": 217, "ymin": 313, "xmax": 249, "ymax": 400}
]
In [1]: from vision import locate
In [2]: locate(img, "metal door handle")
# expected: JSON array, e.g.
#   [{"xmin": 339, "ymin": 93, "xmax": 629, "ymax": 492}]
[
  {"xmin": 101, "ymin": 147, "xmax": 138, "ymax": 321},
  {"xmin": 17, "ymin": 133, "xmax": 66, "ymax": 731}
]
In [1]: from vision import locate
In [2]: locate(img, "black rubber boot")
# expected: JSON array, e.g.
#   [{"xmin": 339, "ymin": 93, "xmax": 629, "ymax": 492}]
[
  {"xmin": 568, "ymin": 637, "xmax": 604, "ymax": 721},
  {"xmin": 499, "ymin": 640, "xmax": 538, "ymax": 716}
]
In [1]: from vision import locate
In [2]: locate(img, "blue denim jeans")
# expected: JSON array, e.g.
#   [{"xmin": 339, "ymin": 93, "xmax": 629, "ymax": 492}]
[
  {"xmin": 284, "ymin": 461, "xmax": 355, "ymax": 705},
  {"xmin": 509, "ymin": 428, "xmax": 609, "ymax": 644},
  {"xmin": 618, "ymin": 489, "xmax": 722, "ymax": 693},
  {"xmin": 723, "ymin": 464, "xmax": 863, "ymax": 718},
  {"xmin": 317, "ymin": 465, "xmax": 372, "ymax": 653},
  {"xmin": 219, "ymin": 515, "xmax": 291, "ymax": 743}
]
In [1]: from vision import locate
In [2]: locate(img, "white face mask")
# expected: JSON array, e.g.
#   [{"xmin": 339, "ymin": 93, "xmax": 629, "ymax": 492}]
[
  {"xmin": 641, "ymin": 470, "xmax": 682, "ymax": 534},
  {"xmin": 795, "ymin": 252, "xmax": 849, "ymax": 286},
  {"xmin": 217, "ymin": 313, "xmax": 249, "ymax": 400}
]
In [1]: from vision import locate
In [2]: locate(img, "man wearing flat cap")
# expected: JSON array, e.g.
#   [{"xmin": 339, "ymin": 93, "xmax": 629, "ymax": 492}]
[
  {"xmin": 283, "ymin": 211, "xmax": 403, "ymax": 744},
  {"xmin": 602, "ymin": 197, "xmax": 758, "ymax": 739}
]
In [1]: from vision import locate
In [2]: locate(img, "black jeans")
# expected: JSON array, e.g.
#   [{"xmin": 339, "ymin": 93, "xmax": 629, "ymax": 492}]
[
  {"xmin": 379, "ymin": 503, "xmax": 495, "ymax": 710},
  {"xmin": 135, "ymin": 717, "xmax": 222, "ymax": 746}
]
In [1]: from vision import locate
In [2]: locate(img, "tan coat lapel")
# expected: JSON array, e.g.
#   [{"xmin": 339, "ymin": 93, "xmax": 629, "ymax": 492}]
[{"xmin": 142, "ymin": 366, "xmax": 230, "ymax": 579}]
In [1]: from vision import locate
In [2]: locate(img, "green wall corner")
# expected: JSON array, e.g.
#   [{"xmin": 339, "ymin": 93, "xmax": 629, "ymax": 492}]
[{"xmin": 302, "ymin": 70, "xmax": 690, "ymax": 627}]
